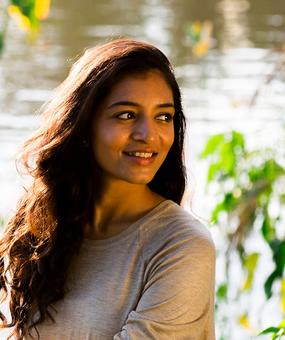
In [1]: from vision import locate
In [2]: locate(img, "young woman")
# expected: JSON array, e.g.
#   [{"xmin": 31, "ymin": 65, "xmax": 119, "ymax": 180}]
[{"xmin": 0, "ymin": 39, "xmax": 216, "ymax": 339}]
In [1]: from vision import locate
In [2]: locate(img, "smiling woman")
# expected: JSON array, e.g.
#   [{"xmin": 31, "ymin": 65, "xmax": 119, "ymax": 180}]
[
  {"xmin": 0, "ymin": 39, "xmax": 216, "ymax": 339},
  {"xmin": 91, "ymin": 70, "xmax": 175, "ymax": 188}
]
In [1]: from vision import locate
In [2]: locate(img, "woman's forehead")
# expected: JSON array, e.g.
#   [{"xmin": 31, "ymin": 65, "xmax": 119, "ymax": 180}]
[{"xmin": 104, "ymin": 70, "xmax": 174, "ymax": 105}]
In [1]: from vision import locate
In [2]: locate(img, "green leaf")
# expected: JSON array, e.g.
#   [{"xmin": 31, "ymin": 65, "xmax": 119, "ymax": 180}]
[
  {"xmin": 264, "ymin": 159, "xmax": 285, "ymax": 182},
  {"xmin": 264, "ymin": 240, "xmax": 285, "ymax": 299},
  {"xmin": 249, "ymin": 159, "xmax": 285, "ymax": 184},
  {"xmin": 264, "ymin": 270, "xmax": 279, "ymax": 299},
  {"xmin": 200, "ymin": 134, "xmax": 225, "ymax": 158},
  {"xmin": 232, "ymin": 131, "xmax": 245, "ymax": 150},
  {"xmin": 224, "ymin": 192, "xmax": 238, "ymax": 210},
  {"xmin": 211, "ymin": 192, "xmax": 238, "ymax": 222},
  {"xmin": 248, "ymin": 167, "xmax": 264, "ymax": 183},
  {"xmin": 184, "ymin": 22, "xmax": 201, "ymax": 44},
  {"xmin": 201, "ymin": 131, "xmax": 247, "ymax": 184},
  {"xmin": 272, "ymin": 240, "xmax": 285, "ymax": 273},
  {"xmin": 11, "ymin": 0, "xmax": 36, "ymax": 19},
  {"xmin": 216, "ymin": 283, "xmax": 228, "ymax": 301},
  {"xmin": 261, "ymin": 212, "xmax": 276, "ymax": 242},
  {"xmin": 10, "ymin": 0, "xmax": 39, "ymax": 31},
  {"xmin": 211, "ymin": 202, "xmax": 225, "ymax": 223},
  {"xmin": 220, "ymin": 142, "xmax": 235, "ymax": 175},
  {"xmin": 258, "ymin": 327, "xmax": 280, "ymax": 335},
  {"xmin": 242, "ymin": 252, "xmax": 260, "ymax": 291},
  {"xmin": 207, "ymin": 162, "xmax": 222, "ymax": 182}
]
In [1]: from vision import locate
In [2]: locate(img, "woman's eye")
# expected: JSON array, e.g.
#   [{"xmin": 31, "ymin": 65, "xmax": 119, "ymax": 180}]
[
  {"xmin": 156, "ymin": 113, "xmax": 174, "ymax": 122},
  {"xmin": 116, "ymin": 112, "xmax": 135, "ymax": 120}
]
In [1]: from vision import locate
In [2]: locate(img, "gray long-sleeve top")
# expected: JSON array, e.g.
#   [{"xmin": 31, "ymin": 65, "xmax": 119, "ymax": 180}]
[{"xmin": 22, "ymin": 200, "xmax": 216, "ymax": 339}]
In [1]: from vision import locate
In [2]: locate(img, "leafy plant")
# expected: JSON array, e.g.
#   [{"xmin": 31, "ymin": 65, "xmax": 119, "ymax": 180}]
[
  {"xmin": 8, "ymin": 0, "xmax": 51, "ymax": 38},
  {"xmin": 259, "ymin": 319, "xmax": 285, "ymax": 339},
  {"xmin": 184, "ymin": 20, "xmax": 214, "ymax": 58},
  {"xmin": 0, "ymin": 0, "xmax": 51, "ymax": 54},
  {"xmin": 200, "ymin": 130, "xmax": 285, "ymax": 338}
]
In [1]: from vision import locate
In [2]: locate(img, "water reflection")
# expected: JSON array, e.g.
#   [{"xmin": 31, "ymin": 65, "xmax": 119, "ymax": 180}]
[
  {"xmin": 84, "ymin": 24, "xmax": 142, "ymax": 38},
  {"xmin": 141, "ymin": 0, "xmax": 173, "ymax": 51},
  {"xmin": 216, "ymin": 0, "xmax": 252, "ymax": 49}
]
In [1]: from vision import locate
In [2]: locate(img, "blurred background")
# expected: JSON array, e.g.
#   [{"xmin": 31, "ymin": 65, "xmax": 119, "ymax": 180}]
[{"xmin": 1, "ymin": 0, "xmax": 285, "ymax": 339}]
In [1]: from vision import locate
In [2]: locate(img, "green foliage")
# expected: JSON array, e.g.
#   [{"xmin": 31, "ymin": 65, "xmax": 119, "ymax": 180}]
[
  {"xmin": 201, "ymin": 130, "xmax": 285, "ymax": 337},
  {"xmin": 261, "ymin": 212, "xmax": 276, "ymax": 242},
  {"xmin": 265, "ymin": 240, "xmax": 285, "ymax": 299},
  {"xmin": 0, "ymin": 0, "xmax": 51, "ymax": 55},
  {"xmin": 259, "ymin": 319, "xmax": 285, "ymax": 339},
  {"xmin": 216, "ymin": 283, "xmax": 228, "ymax": 301},
  {"xmin": 11, "ymin": 0, "xmax": 35, "ymax": 18},
  {"xmin": 211, "ymin": 192, "xmax": 238, "ymax": 224},
  {"xmin": 242, "ymin": 252, "xmax": 260, "ymax": 291},
  {"xmin": 260, "ymin": 327, "xmax": 280, "ymax": 334},
  {"xmin": 184, "ymin": 20, "xmax": 213, "ymax": 58},
  {"xmin": 10, "ymin": 0, "xmax": 39, "ymax": 31},
  {"xmin": 200, "ymin": 131, "xmax": 245, "ymax": 182}
]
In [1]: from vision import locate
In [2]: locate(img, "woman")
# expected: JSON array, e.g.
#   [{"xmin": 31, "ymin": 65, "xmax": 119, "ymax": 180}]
[{"xmin": 0, "ymin": 39, "xmax": 216, "ymax": 339}]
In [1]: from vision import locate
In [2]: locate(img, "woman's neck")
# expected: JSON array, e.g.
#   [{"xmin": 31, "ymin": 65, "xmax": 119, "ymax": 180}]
[{"xmin": 85, "ymin": 180, "xmax": 165, "ymax": 239}]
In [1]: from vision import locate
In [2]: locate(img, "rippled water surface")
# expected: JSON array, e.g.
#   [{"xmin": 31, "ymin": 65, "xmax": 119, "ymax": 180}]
[{"xmin": 0, "ymin": 1, "xmax": 285, "ymax": 337}]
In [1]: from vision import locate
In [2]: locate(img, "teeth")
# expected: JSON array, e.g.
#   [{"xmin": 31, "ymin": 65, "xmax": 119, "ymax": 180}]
[{"xmin": 127, "ymin": 152, "xmax": 153, "ymax": 158}]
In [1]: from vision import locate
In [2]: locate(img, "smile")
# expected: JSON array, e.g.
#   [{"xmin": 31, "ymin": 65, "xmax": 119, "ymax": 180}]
[
  {"xmin": 123, "ymin": 151, "xmax": 158, "ymax": 165},
  {"xmin": 124, "ymin": 151, "xmax": 155, "ymax": 158}
]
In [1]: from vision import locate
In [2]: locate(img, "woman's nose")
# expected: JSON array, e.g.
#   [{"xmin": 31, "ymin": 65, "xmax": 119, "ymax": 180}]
[{"xmin": 131, "ymin": 117, "xmax": 156, "ymax": 143}]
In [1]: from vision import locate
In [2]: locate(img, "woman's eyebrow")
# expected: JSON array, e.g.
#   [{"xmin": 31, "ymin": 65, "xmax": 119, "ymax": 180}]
[{"xmin": 107, "ymin": 101, "xmax": 175, "ymax": 109}]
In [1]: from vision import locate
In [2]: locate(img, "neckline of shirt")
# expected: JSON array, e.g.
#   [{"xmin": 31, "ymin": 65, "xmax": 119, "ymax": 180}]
[{"xmin": 82, "ymin": 199, "xmax": 174, "ymax": 248}]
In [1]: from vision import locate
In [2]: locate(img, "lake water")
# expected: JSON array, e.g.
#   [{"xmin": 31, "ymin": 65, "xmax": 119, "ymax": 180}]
[{"xmin": 0, "ymin": 0, "xmax": 285, "ymax": 338}]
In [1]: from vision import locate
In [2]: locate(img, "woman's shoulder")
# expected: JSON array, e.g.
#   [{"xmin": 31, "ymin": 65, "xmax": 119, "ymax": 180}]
[{"xmin": 141, "ymin": 199, "xmax": 215, "ymax": 256}]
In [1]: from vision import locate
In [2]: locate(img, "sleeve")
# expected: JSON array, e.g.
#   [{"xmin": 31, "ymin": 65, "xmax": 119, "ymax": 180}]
[{"xmin": 113, "ymin": 227, "xmax": 216, "ymax": 340}]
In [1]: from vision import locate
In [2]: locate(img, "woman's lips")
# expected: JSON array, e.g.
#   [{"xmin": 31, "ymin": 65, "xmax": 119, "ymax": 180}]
[{"xmin": 123, "ymin": 151, "xmax": 158, "ymax": 165}]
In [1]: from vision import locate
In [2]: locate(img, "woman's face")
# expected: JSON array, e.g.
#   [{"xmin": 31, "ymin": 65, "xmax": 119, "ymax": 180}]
[{"xmin": 91, "ymin": 70, "xmax": 175, "ymax": 186}]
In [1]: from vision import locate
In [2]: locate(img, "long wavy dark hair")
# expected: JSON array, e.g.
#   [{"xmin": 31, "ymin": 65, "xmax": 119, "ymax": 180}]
[{"xmin": 0, "ymin": 38, "xmax": 186, "ymax": 339}]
